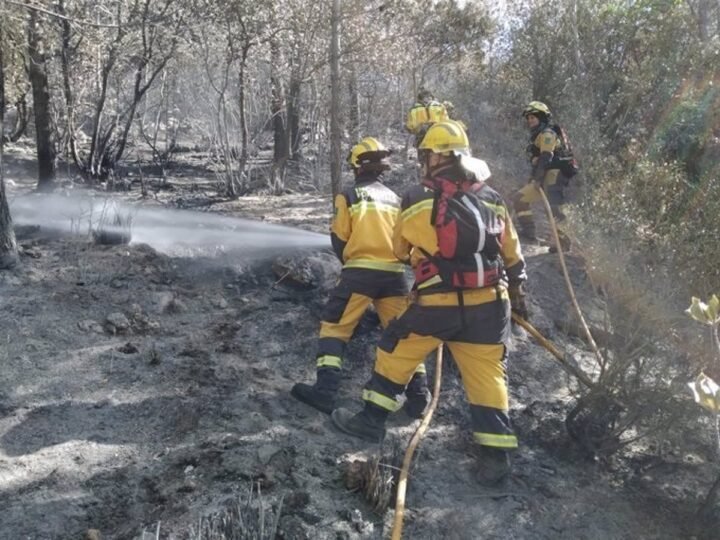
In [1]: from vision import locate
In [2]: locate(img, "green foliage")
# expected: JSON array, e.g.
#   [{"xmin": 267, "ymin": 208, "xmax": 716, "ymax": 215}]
[
  {"xmin": 687, "ymin": 296, "xmax": 720, "ymax": 326},
  {"xmin": 649, "ymin": 88, "xmax": 720, "ymax": 181},
  {"xmin": 686, "ymin": 294, "xmax": 720, "ymax": 413}
]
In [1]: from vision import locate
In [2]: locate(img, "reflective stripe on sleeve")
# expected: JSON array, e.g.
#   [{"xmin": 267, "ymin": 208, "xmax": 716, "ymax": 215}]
[{"xmin": 401, "ymin": 199, "xmax": 434, "ymax": 220}]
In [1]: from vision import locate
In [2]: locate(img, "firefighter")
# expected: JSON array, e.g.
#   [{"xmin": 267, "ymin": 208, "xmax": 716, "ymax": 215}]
[
  {"xmin": 291, "ymin": 137, "xmax": 430, "ymax": 418},
  {"xmin": 405, "ymin": 89, "xmax": 449, "ymax": 146},
  {"xmin": 511, "ymin": 101, "xmax": 571, "ymax": 251},
  {"xmin": 331, "ymin": 122, "xmax": 529, "ymax": 486}
]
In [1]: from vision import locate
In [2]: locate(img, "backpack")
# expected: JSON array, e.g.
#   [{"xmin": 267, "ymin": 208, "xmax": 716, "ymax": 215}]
[
  {"xmin": 549, "ymin": 123, "xmax": 579, "ymax": 178},
  {"xmin": 416, "ymin": 178, "xmax": 504, "ymax": 289}
]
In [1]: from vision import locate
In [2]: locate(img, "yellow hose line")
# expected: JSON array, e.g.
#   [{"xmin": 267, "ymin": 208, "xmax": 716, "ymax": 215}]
[
  {"xmin": 391, "ymin": 345, "xmax": 444, "ymax": 540},
  {"xmin": 536, "ymin": 184, "xmax": 606, "ymax": 368},
  {"xmin": 511, "ymin": 313, "xmax": 595, "ymax": 389}
]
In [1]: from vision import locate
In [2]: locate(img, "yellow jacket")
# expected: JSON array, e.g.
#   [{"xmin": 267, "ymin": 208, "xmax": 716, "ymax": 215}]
[
  {"xmin": 405, "ymin": 101, "xmax": 449, "ymax": 134},
  {"xmin": 394, "ymin": 167, "xmax": 526, "ymax": 292},
  {"xmin": 331, "ymin": 174, "xmax": 405, "ymax": 273},
  {"xmin": 529, "ymin": 125, "xmax": 561, "ymax": 185}
]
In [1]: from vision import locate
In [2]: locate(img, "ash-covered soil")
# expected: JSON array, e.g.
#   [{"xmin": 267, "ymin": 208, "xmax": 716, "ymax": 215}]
[{"xmin": 0, "ymin": 147, "xmax": 714, "ymax": 539}]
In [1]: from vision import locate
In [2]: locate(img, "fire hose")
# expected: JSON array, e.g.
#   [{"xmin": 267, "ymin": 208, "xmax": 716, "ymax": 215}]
[
  {"xmin": 391, "ymin": 344, "xmax": 443, "ymax": 540},
  {"xmin": 536, "ymin": 183, "xmax": 606, "ymax": 368}
]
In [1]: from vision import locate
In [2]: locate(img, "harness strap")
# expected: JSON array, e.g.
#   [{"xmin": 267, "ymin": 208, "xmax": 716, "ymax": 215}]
[{"xmin": 456, "ymin": 288, "xmax": 467, "ymax": 328}]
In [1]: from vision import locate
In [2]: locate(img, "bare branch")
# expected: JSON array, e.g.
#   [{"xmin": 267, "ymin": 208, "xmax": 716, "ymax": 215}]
[{"xmin": 4, "ymin": 0, "xmax": 120, "ymax": 28}]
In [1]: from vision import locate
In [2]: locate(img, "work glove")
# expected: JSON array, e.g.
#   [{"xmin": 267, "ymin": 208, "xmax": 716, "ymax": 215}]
[{"xmin": 508, "ymin": 282, "xmax": 529, "ymax": 321}]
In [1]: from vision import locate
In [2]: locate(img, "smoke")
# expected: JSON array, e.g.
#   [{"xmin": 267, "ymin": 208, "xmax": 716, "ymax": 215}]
[{"xmin": 9, "ymin": 193, "xmax": 329, "ymax": 258}]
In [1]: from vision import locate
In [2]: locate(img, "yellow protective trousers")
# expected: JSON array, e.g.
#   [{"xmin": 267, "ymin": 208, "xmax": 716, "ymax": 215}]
[
  {"xmin": 363, "ymin": 286, "xmax": 517, "ymax": 449},
  {"xmin": 317, "ymin": 268, "xmax": 425, "ymax": 376},
  {"xmin": 512, "ymin": 176, "xmax": 567, "ymax": 238}
]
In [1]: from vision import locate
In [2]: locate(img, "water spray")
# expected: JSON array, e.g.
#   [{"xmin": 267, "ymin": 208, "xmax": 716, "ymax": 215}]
[{"xmin": 9, "ymin": 193, "xmax": 329, "ymax": 258}]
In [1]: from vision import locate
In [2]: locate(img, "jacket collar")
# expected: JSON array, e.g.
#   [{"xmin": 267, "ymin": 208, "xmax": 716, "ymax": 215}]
[
  {"xmin": 529, "ymin": 121, "xmax": 549, "ymax": 141},
  {"xmin": 354, "ymin": 171, "xmax": 382, "ymax": 185}
]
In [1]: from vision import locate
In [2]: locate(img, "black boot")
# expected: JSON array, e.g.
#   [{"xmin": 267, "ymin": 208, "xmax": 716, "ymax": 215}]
[
  {"xmin": 331, "ymin": 405, "xmax": 388, "ymax": 443},
  {"xmin": 291, "ymin": 367, "xmax": 340, "ymax": 414},
  {"xmin": 403, "ymin": 372, "xmax": 431, "ymax": 420},
  {"xmin": 474, "ymin": 446, "xmax": 512, "ymax": 486}
]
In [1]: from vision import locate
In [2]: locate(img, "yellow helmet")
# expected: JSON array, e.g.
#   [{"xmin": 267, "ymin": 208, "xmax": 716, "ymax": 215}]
[
  {"xmin": 522, "ymin": 101, "xmax": 551, "ymax": 120},
  {"xmin": 417, "ymin": 120, "xmax": 470, "ymax": 156},
  {"xmin": 348, "ymin": 137, "xmax": 391, "ymax": 169}
]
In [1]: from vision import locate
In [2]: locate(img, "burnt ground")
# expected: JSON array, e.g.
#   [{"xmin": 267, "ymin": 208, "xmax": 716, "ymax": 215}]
[{"xmin": 0, "ymin": 144, "xmax": 717, "ymax": 539}]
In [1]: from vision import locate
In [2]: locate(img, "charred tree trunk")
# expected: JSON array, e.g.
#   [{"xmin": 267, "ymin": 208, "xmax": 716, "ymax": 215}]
[
  {"xmin": 347, "ymin": 62, "xmax": 359, "ymax": 141},
  {"xmin": 3, "ymin": 95, "xmax": 28, "ymax": 144},
  {"xmin": 0, "ymin": 34, "xmax": 18, "ymax": 269},
  {"xmin": 0, "ymin": 140, "xmax": 18, "ymax": 269},
  {"xmin": 88, "ymin": 55, "xmax": 115, "ymax": 178},
  {"xmin": 238, "ymin": 45, "xmax": 249, "ymax": 179},
  {"xmin": 329, "ymin": 0, "xmax": 342, "ymax": 198},
  {"xmin": 27, "ymin": 9, "xmax": 56, "ymax": 191},
  {"xmin": 86, "ymin": 4, "xmax": 124, "ymax": 179},
  {"xmin": 58, "ymin": 0, "xmax": 81, "ymax": 168},
  {"xmin": 271, "ymin": 39, "xmax": 288, "ymax": 164},
  {"xmin": 288, "ymin": 74, "xmax": 301, "ymax": 159},
  {"xmin": 268, "ymin": 38, "xmax": 287, "ymax": 195},
  {"xmin": 686, "ymin": 0, "xmax": 712, "ymax": 41},
  {"xmin": 569, "ymin": 0, "xmax": 586, "ymax": 78},
  {"xmin": 0, "ymin": 29, "xmax": 4, "ymax": 131},
  {"xmin": 113, "ymin": 55, "xmax": 172, "ymax": 167}
]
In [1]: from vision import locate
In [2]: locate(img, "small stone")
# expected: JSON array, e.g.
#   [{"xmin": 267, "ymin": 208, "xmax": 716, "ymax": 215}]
[
  {"xmin": 20, "ymin": 247, "xmax": 42, "ymax": 259},
  {"xmin": 285, "ymin": 490, "xmax": 310, "ymax": 510},
  {"xmin": 146, "ymin": 320, "xmax": 161, "ymax": 331},
  {"xmin": 214, "ymin": 297, "xmax": 229, "ymax": 309},
  {"xmin": 78, "ymin": 319, "xmax": 104, "ymax": 333},
  {"xmin": 148, "ymin": 345, "xmax": 161, "ymax": 365},
  {"xmin": 105, "ymin": 312, "xmax": 130, "ymax": 334},
  {"xmin": 184, "ymin": 465, "xmax": 195, "ymax": 474},
  {"xmin": 177, "ymin": 479, "xmax": 196, "ymax": 493},
  {"xmin": 85, "ymin": 530, "xmax": 102, "ymax": 540},
  {"xmin": 117, "ymin": 342, "xmax": 139, "ymax": 354},
  {"xmin": 167, "ymin": 298, "xmax": 188, "ymax": 313},
  {"xmin": 154, "ymin": 292, "xmax": 175, "ymax": 313}
]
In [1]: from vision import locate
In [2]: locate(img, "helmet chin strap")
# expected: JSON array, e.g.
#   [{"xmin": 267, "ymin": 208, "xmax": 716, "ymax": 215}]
[{"xmin": 426, "ymin": 153, "xmax": 458, "ymax": 179}]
